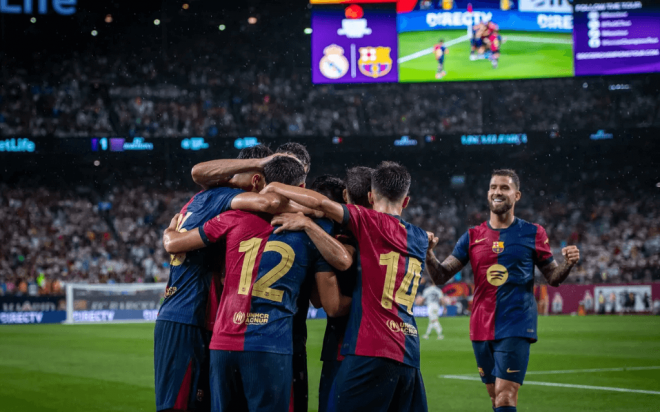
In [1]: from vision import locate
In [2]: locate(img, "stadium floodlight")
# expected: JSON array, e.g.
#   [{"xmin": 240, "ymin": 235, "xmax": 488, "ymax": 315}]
[
  {"xmin": 30, "ymin": 17, "xmax": 36, "ymax": 23},
  {"xmin": 105, "ymin": 14, "xmax": 113, "ymax": 23},
  {"xmin": 154, "ymin": 19, "xmax": 161, "ymax": 26},
  {"xmin": 248, "ymin": 16, "xmax": 257, "ymax": 24},
  {"xmin": 64, "ymin": 283, "xmax": 167, "ymax": 324},
  {"xmin": 304, "ymin": 28, "xmax": 312, "ymax": 34},
  {"xmin": 91, "ymin": 30, "xmax": 98, "ymax": 36},
  {"xmin": 219, "ymin": 24, "xmax": 226, "ymax": 31},
  {"xmin": 182, "ymin": 3, "xmax": 189, "ymax": 9}
]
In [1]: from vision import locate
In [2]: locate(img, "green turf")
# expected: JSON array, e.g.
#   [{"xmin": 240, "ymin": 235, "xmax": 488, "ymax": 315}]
[
  {"xmin": 2, "ymin": 316, "xmax": 660, "ymax": 411},
  {"xmin": 398, "ymin": 30, "xmax": 574, "ymax": 82}
]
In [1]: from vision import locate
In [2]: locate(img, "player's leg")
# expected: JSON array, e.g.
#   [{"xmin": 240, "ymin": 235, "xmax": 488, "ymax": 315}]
[
  {"xmin": 491, "ymin": 337, "xmax": 531, "ymax": 411},
  {"xmin": 154, "ymin": 320, "xmax": 208, "ymax": 412},
  {"xmin": 319, "ymin": 358, "xmax": 342, "ymax": 412},
  {"xmin": 472, "ymin": 340, "xmax": 497, "ymax": 410},
  {"xmin": 388, "ymin": 363, "xmax": 428, "ymax": 412},
  {"xmin": 241, "ymin": 352, "xmax": 293, "ymax": 412},
  {"xmin": 291, "ymin": 350, "xmax": 309, "ymax": 412},
  {"xmin": 333, "ymin": 355, "xmax": 398, "ymax": 412},
  {"xmin": 435, "ymin": 62, "xmax": 445, "ymax": 79},
  {"xmin": 209, "ymin": 350, "xmax": 248, "ymax": 412}
]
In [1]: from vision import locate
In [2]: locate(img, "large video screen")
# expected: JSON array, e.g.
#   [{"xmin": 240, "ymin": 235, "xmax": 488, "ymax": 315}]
[{"xmin": 311, "ymin": 0, "xmax": 660, "ymax": 83}]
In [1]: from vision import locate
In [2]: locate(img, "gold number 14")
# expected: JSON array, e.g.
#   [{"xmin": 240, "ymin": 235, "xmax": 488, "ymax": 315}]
[{"xmin": 379, "ymin": 252, "xmax": 422, "ymax": 315}]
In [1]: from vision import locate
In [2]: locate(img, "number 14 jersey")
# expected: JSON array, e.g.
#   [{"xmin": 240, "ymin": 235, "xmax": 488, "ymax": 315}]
[
  {"xmin": 200, "ymin": 210, "xmax": 334, "ymax": 354},
  {"xmin": 340, "ymin": 204, "xmax": 429, "ymax": 369}
]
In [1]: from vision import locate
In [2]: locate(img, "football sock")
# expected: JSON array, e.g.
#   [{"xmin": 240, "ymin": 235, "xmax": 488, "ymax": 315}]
[{"xmin": 495, "ymin": 407, "xmax": 516, "ymax": 412}]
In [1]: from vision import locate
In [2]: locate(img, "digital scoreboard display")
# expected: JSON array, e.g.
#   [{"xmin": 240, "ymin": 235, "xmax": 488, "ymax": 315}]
[{"xmin": 310, "ymin": 0, "xmax": 660, "ymax": 83}]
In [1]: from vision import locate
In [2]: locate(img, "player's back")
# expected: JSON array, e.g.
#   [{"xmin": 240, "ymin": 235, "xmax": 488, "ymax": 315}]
[
  {"xmin": 158, "ymin": 187, "xmax": 242, "ymax": 327},
  {"xmin": 341, "ymin": 204, "xmax": 428, "ymax": 368},
  {"xmin": 423, "ymin": 285, "xmax": 443, "ymax": 305},
  {"xmin": 207, "ymin": 210, "xmax": 334, "ymax": 354}
]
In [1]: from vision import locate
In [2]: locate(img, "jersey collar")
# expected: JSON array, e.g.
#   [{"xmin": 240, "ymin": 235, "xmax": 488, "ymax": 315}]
[{"xmin": 486, "ymin": 217, "xmax": 518, "ymax": 231}]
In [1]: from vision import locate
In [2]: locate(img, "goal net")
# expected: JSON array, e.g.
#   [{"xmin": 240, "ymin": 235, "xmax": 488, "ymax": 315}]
[{"xmin": 64, "ymin": 283, "xmax": 167, "ymax": 324}]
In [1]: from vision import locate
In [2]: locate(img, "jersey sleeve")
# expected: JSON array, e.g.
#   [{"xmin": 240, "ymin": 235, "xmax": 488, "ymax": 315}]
[
  {"xmin": 341, "ymin": 204, "xmax": 366, "ymax": 238},
  {"xmin": 451, "ymin": 231, "xmax": 470, "ymax": 266},
  {"xmin": 533, "ymin": 224, "xmax": 554, "ymax": 268},
  {"xmin": 207, "ymin": 187, "xmax": 244, "ymax": 216},
  {"xmin": 312, "ymin": 218, "xmax": 335, "ymax": 274},
  {"xmin": 200, "ymin": 213, "xmax": 234, "ymax": 245}
]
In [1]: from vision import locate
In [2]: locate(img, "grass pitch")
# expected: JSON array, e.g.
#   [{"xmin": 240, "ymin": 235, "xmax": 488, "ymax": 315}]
[
  {"xmin": 1, "ymin": 316, "xmax": 660, "ymax": 411},
  {"xmin": 398, "ymin": 30, "xmax": 574, "ymax": 82}
]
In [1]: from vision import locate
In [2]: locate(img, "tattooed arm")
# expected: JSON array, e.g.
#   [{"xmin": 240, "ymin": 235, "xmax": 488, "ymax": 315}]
[
  {"xmin": 540, "ymin": 245, "xmax": 580, "ymax": 287},
  {"xmin": 425, "ymin": 232, "xmax": 465, "ymax": 285}
]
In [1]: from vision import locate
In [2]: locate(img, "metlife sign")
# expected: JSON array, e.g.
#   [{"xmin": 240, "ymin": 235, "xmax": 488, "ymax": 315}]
[
  {"xmin": 0, "ymin": 138, "xmax": 36, "ymax": 152},
  {"xmin": 0, "ymin": 0, "xmax": 77, "ymax": 15}
]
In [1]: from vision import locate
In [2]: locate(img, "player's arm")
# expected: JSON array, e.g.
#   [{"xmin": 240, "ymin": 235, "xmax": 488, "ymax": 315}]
[
  {"xmin": 314, "ymin": 271, "xmax": 352, "ymax": 317},
  {"xmin": 540, "ymin": 246, "xmax": 580, "ymax": 287},
  {"xmin": 191, "ymin": 153, "xmax": 294, "ymax": 189},
  {"xmin": 230, "ymin": 192, "xmax": 323, "ymax": 217},
  {"xmin": 162, "ymin": 214, "xmax": 206, "ymax": 254},
  {"xmin": 270, "ymin": 212, "xmax": 353, "ymax": 271},
  {"xmin": 425, "ymin": 231, "xmax": 466, "ymax": 285},
  {"xmin": 261, "ymin": 182, "xmax": 345, "ymax": 223}
]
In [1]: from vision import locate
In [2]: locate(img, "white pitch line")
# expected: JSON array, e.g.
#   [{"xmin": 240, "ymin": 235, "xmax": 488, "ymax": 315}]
[
  {"xmin": 503, "ymin": 35, "xmax": 573, "ymax": 45},
  {"xmin": 526, "ymin": 366, "xmax": 660, "ymax": 375},
  {"xmin": 397, "ymin": 35, "xmax": 471, "ymax": 64}
]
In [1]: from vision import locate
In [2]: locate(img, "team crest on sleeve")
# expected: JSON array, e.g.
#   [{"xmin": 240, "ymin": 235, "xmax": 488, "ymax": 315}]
[
  {"xmin": 319, "ymin": 44, "xmax": 349, "ymax": 80},
  {"xmin": 358, "ymin": 47, "xmax": 392, "ymax": 78},
  {"xmin": 492, "ymin": 241, "xmax": 505, "ymax": 254},
  {"xmin": 486, "ymin": 264, "xmax": 508, "ymax": 286}
]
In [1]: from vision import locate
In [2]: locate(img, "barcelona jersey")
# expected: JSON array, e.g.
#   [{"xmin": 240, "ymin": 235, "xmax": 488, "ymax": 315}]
[
  {"xmin": 340, "ymin": 204, "xmax": 428, "ymax": 369},
  {"xmin": 434, "ymin": 44, "xmax": 446, "ymax": 63},
  {"xmin": 157, "ymin": 187, "xmax": 243, "ymax": 327},
  {"xmin": 200, "ymin": 211, "xmax": 334, "ymax": 354},
  {"xmin": 452, "ymin": 218, "xmax": 554, "ymax": 342}
]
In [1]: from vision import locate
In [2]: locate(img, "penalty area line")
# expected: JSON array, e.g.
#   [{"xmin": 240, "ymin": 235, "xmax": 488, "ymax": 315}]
[
  {"xmin": 397, "ymin": 35, "xmax": 470, "ymax": 64},
  {"xmin": 439, "ymin": 374, "xmax": 660, "ymax": 396}
]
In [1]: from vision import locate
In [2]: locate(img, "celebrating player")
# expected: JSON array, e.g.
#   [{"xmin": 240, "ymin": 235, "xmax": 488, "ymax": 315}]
[
  {"xmin": 425, "ymin": 169, "xmax": 580, "ymax": 412},
  {"xmin": 154, "ymin": 146, "xmax": 310, "ymax": 412},
  {"xmin": 421, "ymin": 284, "xmax": 444, "ymax": 340},
  {"xmin": 434, "ymin": 38, "xmax": 447, "ymax": 80},
  {"xmin": 164, "ymin": 156, "xmax": 352, "ymax": 412},
  {"xmin": 262, "ymin": 161, "xmax": 432, "ymax": 412},
  {"xmin": 470, "ymin": 22, "xmax": 486, "ymax": 60}
]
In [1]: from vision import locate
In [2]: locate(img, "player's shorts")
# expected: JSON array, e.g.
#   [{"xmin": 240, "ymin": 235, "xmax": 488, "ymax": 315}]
[
  {"xmin": 154, "ymin": 320, "xmax": 211, "ymax": 411},
  {"xmin": 472, "ymin": 38, "xmax": 483, "ymax": 48},
  {"xmin": 209, "ymin": 350, "xmax": 292, "ymax": 412},
  {"xmin": 427, "ymin": 304, "xmax": 443, "ymax": 320},
  {"xmin": 291, "ymin": 350, "xmax": 309, "ymax": 412},
  {"xmin": 332, "ymin": 355, "xmax": 428, "ymax": 412},
  {"xmin": 319, "ymin": 358, "xmax": 342, "ymax": 412},
  {"xmin": 472, "ymin": 337, "xmax": 531, "ymax": 385},
  {"xmin": 436, "ymin": 62, "xmax": 444, "ymax": 72}
]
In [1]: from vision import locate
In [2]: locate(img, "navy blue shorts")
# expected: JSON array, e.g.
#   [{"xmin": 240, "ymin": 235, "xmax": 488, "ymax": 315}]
[
  {"xmin": 209, "ymin": 350, "xmax": 292, "ymax": 412},
  {"xmin": 319, "ymin": 358, "xmax": 342, "ymax": 412},
  {"xmin": 332, "ymin": 355, "xmax": 427, "ymax": 412},
  {"xmin": 154, "ymin": 320, "xmax": 211, "ymax": 411},
  {"xmin": 291, "ymin": 350, "xmax": 308, "ymax": 412},
  {"xmin": 472, "ymin": 337, "xmax": 531, "ymax": 385}
]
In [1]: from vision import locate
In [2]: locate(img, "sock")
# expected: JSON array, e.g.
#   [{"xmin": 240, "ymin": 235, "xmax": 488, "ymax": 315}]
[{"xmin": 495, "ymin": 407, "xmax": 516, "ymax": 412}]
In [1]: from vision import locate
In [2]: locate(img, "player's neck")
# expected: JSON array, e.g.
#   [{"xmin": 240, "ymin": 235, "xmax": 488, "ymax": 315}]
[
  {"xmin": 489, "ymin": 210, "xmax": 515, "ymax": 229},
  {"xmin": 373, "ymin": 201, "xmax": 402, "ymax": 217}
]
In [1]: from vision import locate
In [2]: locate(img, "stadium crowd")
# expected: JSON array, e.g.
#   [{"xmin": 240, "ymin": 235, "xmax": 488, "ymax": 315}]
[{"xmin": 1, "ymin": 167, "xmax": 658, "ymax": 296}]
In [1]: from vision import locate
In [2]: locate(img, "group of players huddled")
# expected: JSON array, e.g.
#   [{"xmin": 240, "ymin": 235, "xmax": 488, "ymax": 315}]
[
  {"xmin": 154, "ymin": 142, "xmax": 580, "ymax": 412},
  {"xmin": 434, "ymin": 20, "xmax": 503, "ymax": 79}
]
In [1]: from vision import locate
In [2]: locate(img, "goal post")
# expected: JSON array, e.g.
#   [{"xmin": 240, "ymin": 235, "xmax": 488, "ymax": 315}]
[{"xmin": 63, "ymin": 283, "xmax": 167, "ymax": 324}]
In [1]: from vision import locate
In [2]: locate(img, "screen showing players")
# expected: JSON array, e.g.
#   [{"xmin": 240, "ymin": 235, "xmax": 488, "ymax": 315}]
[{"xmin": 311, "ymin": 0, "xmax": 660, "ymax": 83}]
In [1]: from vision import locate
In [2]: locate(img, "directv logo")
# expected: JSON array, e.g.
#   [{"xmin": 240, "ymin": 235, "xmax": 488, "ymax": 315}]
[
  {"xmin": 590, "ymin": 130, "xmax": 613, "ymax": 140},
  {"xmin": 234, "ymin": 137, "xmax": 260, "ymax": 149},
  {"xmin": 394, "ymin": 136, "xmax": 418, "ymax": 147},
  {"xmin": 181, "ymin": 138, "xmax": 209, "ymax": 151},
  {"xmin": 0, "ymin": 138, "xmax": 36, "ymax": 152}
]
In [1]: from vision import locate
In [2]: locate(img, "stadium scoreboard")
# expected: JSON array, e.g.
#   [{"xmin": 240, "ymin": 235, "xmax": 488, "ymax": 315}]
[{"xmin": 310, "ymin": 0, "xmax": 660, "ymax": 83}]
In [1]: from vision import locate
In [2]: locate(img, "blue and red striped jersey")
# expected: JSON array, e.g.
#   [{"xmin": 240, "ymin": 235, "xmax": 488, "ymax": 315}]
[
  {"xmin": 340, "ymin": 204, "xmax": 428, "ymax": 369},
  {"xmin": 452, "ymin": 218, "xmax": 554, "ymax": 342},
  {"xmin": 201, "ymin": 211, "xmax": 334, "ymax": 354},
  {"xmin": 157, "ymin": 187, "xmax": 243, "ymax": 328}
]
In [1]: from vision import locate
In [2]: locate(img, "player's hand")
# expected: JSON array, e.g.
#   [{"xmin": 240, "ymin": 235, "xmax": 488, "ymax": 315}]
[
  {"xmin": 562, "ymin": 245, "xmax": 580, "ymax": 266},
  {"xmin": 260, "ymin": 183, "xmax": 278, "ymax": 195},
  {"xmin": 426, "ymin": 231, "xmax": 439, "ymax": 251},
  {"xmin": 271, "ymin": 212, "xmax": 312, "ymax": 234},
  {"xmin": 167, "ymin": 213, "xmax": 181, "ymax": 231}
]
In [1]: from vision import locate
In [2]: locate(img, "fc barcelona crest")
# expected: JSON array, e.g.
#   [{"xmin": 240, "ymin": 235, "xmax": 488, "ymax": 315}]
[
  {"xmin": 492, "ymin": 241, "xmax": 505, "ymax": 254},
  {"xmin": 358, "ymin": 47, "xmax": 392, "ymax": 79}
]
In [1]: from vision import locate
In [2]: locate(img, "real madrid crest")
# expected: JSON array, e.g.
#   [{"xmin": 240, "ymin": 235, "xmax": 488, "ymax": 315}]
[
  {"xmin": 492, "ymin": 241, "xmax": 505, "ymax": 254},
  {"xmin": 319, "ymin": 44, "xmax": 349, "ymax": 80}
]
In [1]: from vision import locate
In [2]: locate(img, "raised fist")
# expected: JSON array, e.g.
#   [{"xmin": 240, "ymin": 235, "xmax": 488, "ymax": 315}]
[{"xmin": 562, "ymin": 245, "xmax": 580, "ymax": 265}]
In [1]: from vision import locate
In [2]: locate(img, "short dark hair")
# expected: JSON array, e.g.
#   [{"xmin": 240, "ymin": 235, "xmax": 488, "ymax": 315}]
[
  {"xmin": 491, "ymin": 169, "xmax": 520, "ymax": 190},
  {"xmin": 237, "ymin": 144, "xmax": 273, "ymax": 159},
  {"xmin": 276, "ymin": 142, "xmax": 311, "ymax": 172},
  {"xmin": 311, "ymin": 175, "xmax": 346, "ymax": 204},
  {"xmin": 371, "ymin": 161, "xmax": 411, "ymax": 203},
  {"xmin": 263, "ymin": 156, "xmax": 306, "ymax": 186},
  {"xmin": 345, "ymin": 166, "xmax": 374, "ymax": 208}
]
